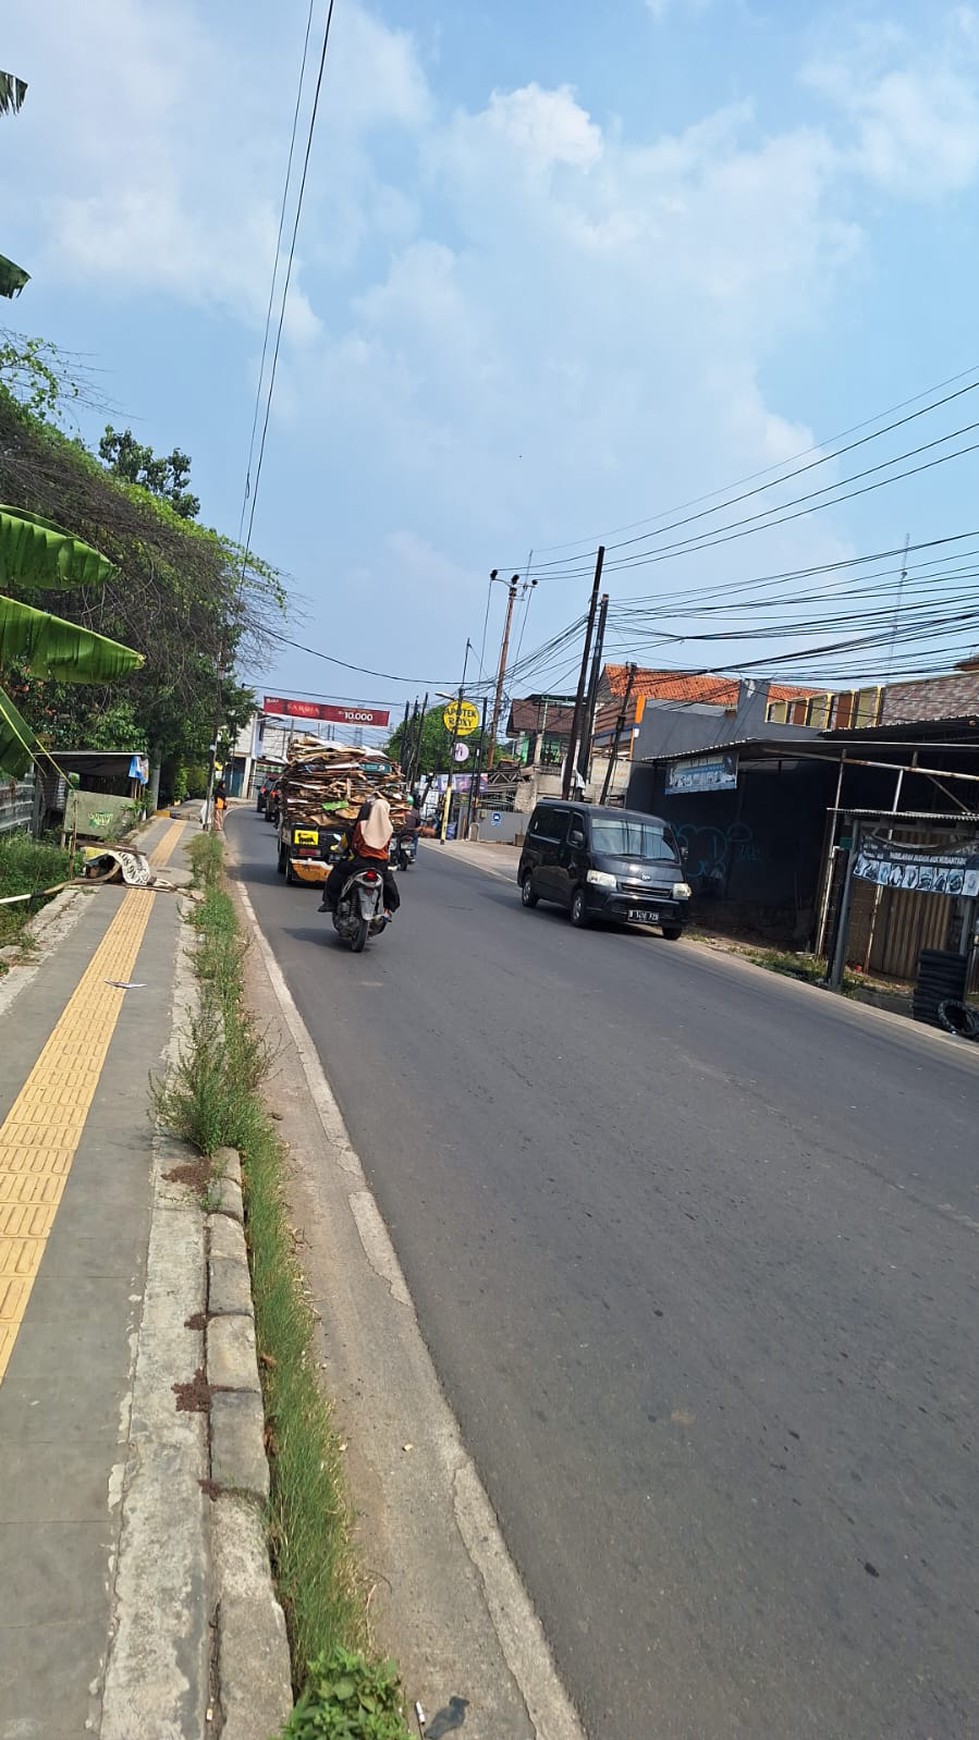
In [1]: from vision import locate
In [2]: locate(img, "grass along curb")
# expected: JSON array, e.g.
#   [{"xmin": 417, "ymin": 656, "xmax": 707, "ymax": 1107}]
[{"xmin": 155, "ymin": 833, "xmax": 412, "ymax": 1737}]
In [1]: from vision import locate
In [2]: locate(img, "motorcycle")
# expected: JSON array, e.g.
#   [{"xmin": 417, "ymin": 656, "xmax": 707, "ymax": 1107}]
[
  {"xmin": 332, "ymin": 866, "xmax": 388, "ymax": 953},
  {"xmin": 389, "ymin": 830, "xmax": 418, "ymax": 872}
]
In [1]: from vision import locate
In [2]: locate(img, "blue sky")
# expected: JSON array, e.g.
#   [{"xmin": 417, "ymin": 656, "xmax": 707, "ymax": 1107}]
[{"xmin": 5, "ymin": 0, "xmax": 979, "ymax": 724}]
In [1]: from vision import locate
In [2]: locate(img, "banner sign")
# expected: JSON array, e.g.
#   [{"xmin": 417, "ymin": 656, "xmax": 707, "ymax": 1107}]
[
  {"xmin": 666, "ymin": 751, "xmax": 739, "ymax": 795},
  {"xmin": 263, "ymin": 696, "xmax": 390, "ymax": 728},
  {"xmin": 853, "ymin": 835, "xmax": 979, "ymax": 897}
]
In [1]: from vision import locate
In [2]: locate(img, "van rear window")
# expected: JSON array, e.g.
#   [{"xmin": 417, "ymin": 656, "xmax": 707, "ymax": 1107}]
[{"xmin": 591, "ymin": 818, "xmax": 677, "ymax": 861}]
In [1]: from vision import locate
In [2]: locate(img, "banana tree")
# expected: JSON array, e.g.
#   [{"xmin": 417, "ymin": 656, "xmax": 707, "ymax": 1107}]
[
  {"xmin": 0, "ymin": 505, "xmax": 143, "ymax": 776},
  {"xmin": 1, "ymin": 70, "xmax": 29, "ymax": 296}
]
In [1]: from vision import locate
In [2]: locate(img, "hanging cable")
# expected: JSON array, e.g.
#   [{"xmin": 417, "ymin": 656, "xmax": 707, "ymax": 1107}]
[
  {"xmin": 236, "ymin": 0, "xmax": 317, "ymax": 551},
  {"xmin": 239, "ymin": 0, "xmax": 339, "ymax": 585}
]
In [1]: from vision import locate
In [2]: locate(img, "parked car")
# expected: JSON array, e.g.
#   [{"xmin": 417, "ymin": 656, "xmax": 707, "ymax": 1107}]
[{"xmin": 517, "ymin": 802, "xmax": 691, "ymax": 938}]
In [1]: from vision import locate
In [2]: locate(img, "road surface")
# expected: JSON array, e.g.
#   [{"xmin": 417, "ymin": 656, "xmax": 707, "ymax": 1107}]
[{"xmin": 233, "ymin": 811, "xmax": 979, "ymax": 1740}]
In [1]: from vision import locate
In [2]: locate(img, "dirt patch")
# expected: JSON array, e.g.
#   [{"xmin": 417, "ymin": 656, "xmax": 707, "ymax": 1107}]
[
  {"xmin": 185, "ymin": 1311, "xmax": 207, "ymax": 1331},
  {"xmin": 173, "ymin": 1367, "xmax": 214, "ymax": 1412},
  {"xmin": 165, "ymin": 1156, "xmax": 213, "ymax": 1191}
]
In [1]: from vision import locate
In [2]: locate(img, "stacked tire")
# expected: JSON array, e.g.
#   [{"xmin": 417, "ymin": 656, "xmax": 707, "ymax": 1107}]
[
  {"xmin": 937, "ymin": 999, "xmax": 979, "ymax": 1040},
  {"xmin": 912, "ymin": 948, "xmax": 969, "ymax": 1027}
]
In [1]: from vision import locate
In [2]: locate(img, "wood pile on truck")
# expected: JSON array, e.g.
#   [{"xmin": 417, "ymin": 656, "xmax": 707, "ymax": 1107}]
[
  {"xmin": 279, "ymin": 735, "xmax": 410, "ymax": 827},
  {"xmin": 274, "ymin": 736, "xmax": 412, "ymax": 886}
]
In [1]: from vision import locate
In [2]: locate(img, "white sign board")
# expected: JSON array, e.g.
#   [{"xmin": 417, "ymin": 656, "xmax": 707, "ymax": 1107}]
[{"xmin": 665, "ymin": 751, "xmax": 739, "ymax": 795}]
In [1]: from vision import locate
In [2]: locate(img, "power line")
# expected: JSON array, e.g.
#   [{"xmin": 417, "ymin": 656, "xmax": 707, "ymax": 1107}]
[
  {"xmin": 502, "ymin": 360, "xmax": 979, "ymax": 568},
  {"xmin": 615, "ymin": 528, "xmax": 979, "ymax": 615},
  {"xmin": 239, "ymin": 0, "xmax": 339, "ymax": 576},
  {"xmin": 265, "ymin": 628, "xmax": 454, "ymax": 686},
  {"xmin": 592, "ymin": 433, "xmax": 979, "ymax": 575},
  {"xmin": 236, "ymin": 0, "xmax": 317, "ymax": 551}
]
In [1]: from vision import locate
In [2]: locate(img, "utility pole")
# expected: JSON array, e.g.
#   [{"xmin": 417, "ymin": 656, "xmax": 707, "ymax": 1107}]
[
  {"xmin": 414, "ymin": 692, "xmax": 428, "ymax": 791},
  {"xmin": 578, "ymin": 592, "xmax": 609, "ymax": 791},
  {"xmin": 600, "ymin": 661, "xmax": 636, "ymax": 804},
  {"xmin": 401, "ymin": 700, "xmax": 418, "ymax": 786},
  {"xmin": 562, "ymin": 546, "xmax": 605, "ymax": 798},
  {"xmin": 464, "ymin": 695, "xmax": 489, "ymax": 839},
  {"xmin": 441, "ymin": 641, "xmax": 471, "ymax": 842},
  {"xmin": 829, "ymin": 818, "xmax": 862, "ymax": 991},
  {"xmin": 486, "ymin": 572, "xmax": 520, "ymax": 770}
]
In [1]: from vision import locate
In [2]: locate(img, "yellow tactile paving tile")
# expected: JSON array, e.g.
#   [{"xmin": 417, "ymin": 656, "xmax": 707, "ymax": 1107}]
[
  {"xmin": 149, "ymin": 819, "xmax": 187, "ymax": 867},
  {"xmin": 0, "ymin": 881, "xmax": 159, "ymax": 1383}
]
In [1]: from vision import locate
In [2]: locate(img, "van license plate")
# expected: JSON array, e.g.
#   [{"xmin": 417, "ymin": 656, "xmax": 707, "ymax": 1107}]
[{"xmin": 628, "ymin": 907, "xmax": 658, "ymax": 922}]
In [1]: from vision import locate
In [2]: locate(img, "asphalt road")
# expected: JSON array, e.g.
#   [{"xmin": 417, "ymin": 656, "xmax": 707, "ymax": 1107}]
[{"xmin": 233, "ymin": 810, "xmax": 979, "ymax": 1740}]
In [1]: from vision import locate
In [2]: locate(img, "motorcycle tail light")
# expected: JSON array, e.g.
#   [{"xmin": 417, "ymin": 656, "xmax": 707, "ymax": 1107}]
[{"xmin": 364, "ymin": 871, "xmax": 379, "ymax": 882}]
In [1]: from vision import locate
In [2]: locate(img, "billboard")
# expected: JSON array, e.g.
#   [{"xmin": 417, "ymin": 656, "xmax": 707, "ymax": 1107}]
[{"xmin": 263, "ymin": 696, "xmax": 390, "ymax": 728}]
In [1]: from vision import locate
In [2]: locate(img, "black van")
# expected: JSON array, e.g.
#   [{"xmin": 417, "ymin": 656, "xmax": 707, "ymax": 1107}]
[{"xmin": 517, "ymin": 802, "xmax": 690, "ymax": 937}]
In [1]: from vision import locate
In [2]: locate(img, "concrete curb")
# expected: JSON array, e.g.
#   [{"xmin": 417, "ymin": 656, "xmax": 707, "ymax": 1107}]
[
  {"xmin": 133, "ymin": 870, "xmax": 291, "ymax": 1739},
  {"xmin": 204, "ymin": 1143, "xmax": 292, "ymax": 1738}
]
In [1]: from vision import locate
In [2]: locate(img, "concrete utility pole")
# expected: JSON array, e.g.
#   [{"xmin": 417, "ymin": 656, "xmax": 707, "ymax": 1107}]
[
  {"xmin": 600, "ymin": 661, "xmax": 637, "ymax": 805},
  {"xmin": 486, "ymin": 572, "xmax": 520, "ymax": 771},
  {"xmin": 464, "ymin": 694, "xmax": 490, "ymax": 838},
  {"xmin": 578, "ymin": 591, "xmax": 609, "ymax": 789},
  {"xmin": 440, "ymin": 640, "xmax": 471, "ymax": 841},
  {"xmin": 563, "ymin": 546, "xmax": 605, "ymax": 798}
]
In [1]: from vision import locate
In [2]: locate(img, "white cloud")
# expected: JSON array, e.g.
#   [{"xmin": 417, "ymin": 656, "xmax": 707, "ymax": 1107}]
[
  {"xmin": 481, "ymin": 84, "xmax": 603, "ymax": 172},
  {"xmin": 2, "ymin": 0, "xmax": 426, "ymax": 322},
  {"xmin": 645, "ymin": 0, "xmax": 713, "ymax": 22},
  {"xmin": 804, "ymin": 24, "xmax": 979, "ymax": 198},
  {"xmin": 6, "ymin": 0, "xmax": 979, "ymax": 666}
]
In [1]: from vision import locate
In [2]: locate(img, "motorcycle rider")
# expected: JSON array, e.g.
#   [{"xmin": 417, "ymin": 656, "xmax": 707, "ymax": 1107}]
[
  {"xmin": 392, "ymin": 796, "xmax": 421, "ymax": 867},
  {"xmin": 319, "ymin": 794, "xmax": 401, "ymax": 919}
]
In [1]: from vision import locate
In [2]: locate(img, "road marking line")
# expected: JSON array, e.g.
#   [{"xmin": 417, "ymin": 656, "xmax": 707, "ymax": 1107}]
[{"xmin": 0, "ymin": 887, "xmax": 156, "ymax": 1383}]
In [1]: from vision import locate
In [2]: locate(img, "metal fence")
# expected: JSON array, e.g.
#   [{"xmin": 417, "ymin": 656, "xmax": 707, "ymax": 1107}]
[{"xmin": 0, "ymin": 775, "xmax": 35, "ymax": 838}]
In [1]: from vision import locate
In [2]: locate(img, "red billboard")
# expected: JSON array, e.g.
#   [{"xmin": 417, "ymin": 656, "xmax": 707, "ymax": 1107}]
[{"xmin": 263, "ymin": 696, "xmax": 390, "ymax": 728}]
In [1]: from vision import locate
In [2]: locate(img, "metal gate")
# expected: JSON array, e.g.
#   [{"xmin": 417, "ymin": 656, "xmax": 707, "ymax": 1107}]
[
  {"xmin": 835, "ymin": 825, "xmax": 979, "ymax": 992},
  {"xmin": 0, "ymin": 776, "xmax": 35, "ymax": 837}
]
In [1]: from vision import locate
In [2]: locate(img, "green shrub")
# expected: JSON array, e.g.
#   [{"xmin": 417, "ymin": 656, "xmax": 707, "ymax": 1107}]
[
  {"xmin": 0, "ymin": 831, "xmax": 74, "ymax": 900},
  {"xmin": 281, "ymin": 1649, "xmax": 411, "ymax": 1740}
]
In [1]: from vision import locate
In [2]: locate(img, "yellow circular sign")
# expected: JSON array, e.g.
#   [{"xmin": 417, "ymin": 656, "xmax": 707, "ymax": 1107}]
[{"xmin": 443, "ymin": 699, "xmax": 480, "ymax": 736}]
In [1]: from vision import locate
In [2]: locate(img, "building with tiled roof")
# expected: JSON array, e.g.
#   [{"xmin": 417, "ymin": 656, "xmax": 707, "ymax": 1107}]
[{"xmin": 593, "ymin": 665, "xmax": 825, "ymax": 742}]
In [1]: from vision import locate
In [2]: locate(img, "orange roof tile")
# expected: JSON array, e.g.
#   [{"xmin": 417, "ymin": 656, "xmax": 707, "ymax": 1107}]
[{"xmin": 602, "ymin": 664, "xmax": 824, "ymax": 708}]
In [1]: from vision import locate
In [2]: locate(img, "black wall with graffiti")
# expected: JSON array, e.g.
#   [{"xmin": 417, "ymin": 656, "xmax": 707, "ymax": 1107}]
[{"xmin": 628, "ymin": 756, "xmax": 837, "ymax": 943}]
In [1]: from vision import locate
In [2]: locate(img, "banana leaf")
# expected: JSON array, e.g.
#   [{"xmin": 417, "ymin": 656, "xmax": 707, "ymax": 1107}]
[
  {"xmin": 0, "ymin": 594, "xmax": 143, "ymax": 683},
  {"xmin": 0, "ymin": 255, "xmax": 29, "ymax": 299},
  {"xmin": 0, "ymin": 505, "xmax": 116, "ymax": 588},
  {"xmin": 0, "ymin": 682, "xmax": 53, "ymax": 778},
  {"xmin": 0, "ymin": 71, "xmax": 28, "ymax": 116}
]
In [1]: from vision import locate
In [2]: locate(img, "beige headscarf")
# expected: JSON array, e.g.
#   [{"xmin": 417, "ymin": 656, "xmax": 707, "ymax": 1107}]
[{"xmin": 360, "ymin": 796, "xmax": 393, "ymax": 850}]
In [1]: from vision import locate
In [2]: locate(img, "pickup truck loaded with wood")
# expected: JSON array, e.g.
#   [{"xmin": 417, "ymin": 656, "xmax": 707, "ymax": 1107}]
[{"xmin": 272, "ymin": 736, "xmax": 410, "ymax": 887}]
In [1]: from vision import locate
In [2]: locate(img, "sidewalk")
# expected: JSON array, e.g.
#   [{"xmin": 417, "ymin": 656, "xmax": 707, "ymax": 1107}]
[
  {"xmin": 0, "ymin": 816, "xmax": 200, "ymax": 1739},
  {"xmin": 0, "ymin": 815, "xmax": 289, "ymax": 1740},
  {"xmin": 428, "ymin": 838, "xmax": 520, "ymax": 880}
]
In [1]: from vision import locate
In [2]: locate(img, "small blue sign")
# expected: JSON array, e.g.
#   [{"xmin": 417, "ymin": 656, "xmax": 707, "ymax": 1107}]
[{"xmin": 491, "ymin": 811, "xmax": 502, "ymax": 827}]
